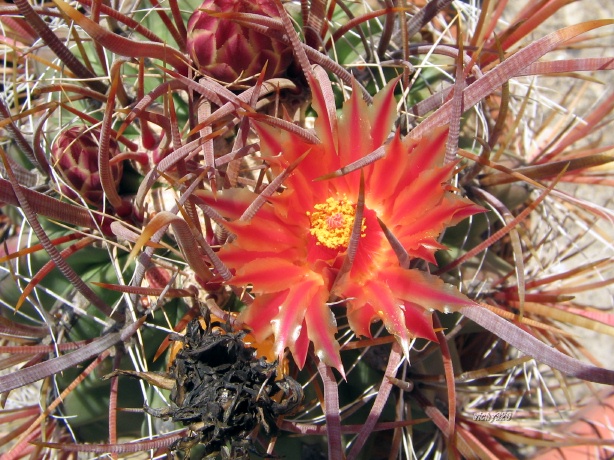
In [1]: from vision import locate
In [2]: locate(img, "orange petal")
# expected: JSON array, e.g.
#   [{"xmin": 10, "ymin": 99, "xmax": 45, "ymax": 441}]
[
  {"xmin": 365, "ymin": 131, "xmax": 406, "ymax": 204},
  {"xmin": 385, "ymin": 267, "xmax": 476, "ymax": 312},
  {"xmin": 346, "ymin": 302, "xmax": 377, "ymax": 339},
  {"xmin": 308, "ymin": 71, "xmax": 338, "ymax": 162},
  {"xmin": 350, "ymin": 208, "xmax": 392, "ymax": 279},
  {"xmin": 292, "ymin": 320, "xmax": 311, "ymax": 370},
  {"xmin": 272, "ymin": 278, "xmax": 324, "ymax": 364},
  {"xmin": 240, "ymin": 291, "xmax": 288, "ymax": 342},
  {"xmin": 256, "ymin": 122, "xmax": 336, "ymax": 190},
  {"xmin": 363, "ymin": 280, "xmax": 413, "ymax": 357},
  {"xmin": 304, "ymin": 289, "xmax": 343, "ymax": 375},
  {"xmin": 394, "ymin": 194, "xmax": 483, "ymax": 254},
  {"xmin": 338, "ymin": 80, "xmax": 373, "ymax": 167},
  {"xmin": 401, "ymin": 301, "xmax": 438, "ymax": 342},
  {"xmin": 345, "ymin": 283, "xmax": 437, "ymax": 344},
  {"xmin": 221, "ymin": 245, "xmax": 302, "ymax": 269},
  {"xmin": 232, "ymin": 258, "xmax": 316, "ymax": 293},
  {"xmin": 389, "ymin": 163, "xmax": 455, "ymax": 224},
  {"xmin": 367, "ymin": 77, "xmax": 401, "ymax": 151},
  {"xmin": 344, "ymin": 280, "xmax": 413, "ymax": 357},
  {"xmin": 195, "ymin": 188, "xmax": 258, "ymax": 220},
  {"xmin": 226, "ymin": 215, "xmax": 304, "ymax": 252},
  {"xmin": 403, "ymin": 127, "xmax": 448, "ymax": 174}
]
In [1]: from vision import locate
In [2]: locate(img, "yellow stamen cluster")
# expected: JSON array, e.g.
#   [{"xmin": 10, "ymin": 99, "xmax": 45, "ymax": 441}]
[{"xmin": 307, "ymin": 195, "xmax": 366, "ymax": 250}]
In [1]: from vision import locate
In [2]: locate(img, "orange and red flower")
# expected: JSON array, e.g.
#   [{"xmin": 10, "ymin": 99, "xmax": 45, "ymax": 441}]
[{"xmin": 204, "ymin": 77, "xmax": 484, "ymax": 374}]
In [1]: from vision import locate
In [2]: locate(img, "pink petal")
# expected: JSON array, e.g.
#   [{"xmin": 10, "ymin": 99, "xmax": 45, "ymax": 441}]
[
  {"xmin": 403, "ymin": 127, "xmax": 448, "ymax": 177},
  {"xmin": 232, "ymin": 258, "xmax": 317, "ymax": 293},
  {"xmin": 367, "ymin": 77, "xmax": 400, "ymax": 149},
  {"xmin": 254, "ymin": 122, "xmax": 302, "ymax": 164},
  {"xmin": 194, "ymin": 188, "xmax": 257, "ymax": 220},
  {"xmin": 355, "ymin": 280, "xmax": 413, "ymax": 357},
  {"xmin": 221, "ymin": 245, "xmax": 302, "ymax": 269},
  {"xmin": 394, "ymin": 194, "xmax": 482, "ymax": 248},
  {"xmin": 306, "ymin": 233, "xmax": 343, "ymax": 265},
  {"xmin": 346, "ymin": 302, "xmax": 377, "ymax": 339},
  {"xmin": 308, "ymin": 72, "xmax": 338, "ymax": 161},
  {"xmin": 272, "ymin": 277, "xmax": 324, "ymax": 364},
  {"xmin": 350, "ymin": 208, "xmax": 392, "ymax": 280},
  {"xmin": 403, "ymin": 239, "xmax": 447, "ymax": 264},
  {"xmin": 384, "ymin": 267, "xmax": 477, "ymax": 312},
  {"xmin": 292, "ymin": 320, "xmax": 310, "ymax": 369},
  {"xmin": 401, "ymin": 301, "xmax": 437, "ymax": 342},
  {"xmin": 239, "ymin": 290, "xmax": 288, "ymax": 341},
  {"xmin": 338, "ymin": 81, "xmax": 372, "ymax": 167},
  {"xmin": 389, "ymin": 163, "xmax": 456, "ymax": 224},
  {"xmin": 365, "ymin": 132, "xmax": 406, "ymax": 205},
  {"xmin": 275, "ymin": 171, "xmax": 327, "ymax": 218},
  {"xmin": 345, "ymin": 281, "xmax": 437, "ymax": 344},
  {"xmin": 255, "ymin": 121, "xmax": 337, "ymax": 188},
  {"xmin": 304, "ymin": 289, "xmax": 343, "ymax": 375},
  {"xmin": 375, "ymin": 285, "xmax": 413, "ymax": 356},
  {"xmin": 445, "ymin": 195, "xmax": 488, "ymax": 226},
  {"xmin": 226, "ymin": 214, "xmax": 304, "ymax": 252},
  {"xmin": 367, "ymin": 127, "xmax": 449, "ymax": 206},
  {"xmin": 341, "ymin": 283, "xmax": 377, "ymax": 338}
]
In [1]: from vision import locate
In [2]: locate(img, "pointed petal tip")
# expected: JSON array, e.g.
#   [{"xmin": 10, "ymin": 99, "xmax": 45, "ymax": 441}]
[
  {"xmin": 397, "ymin": 336, "xmax": 411, "ymax": 361},
  {"xmin": 313, "ymin": 170, "xmax": 342, "ymax": 181},
  {"xmin": 316, "ymin": 349, "xmax": 346, "ymax": 380}
]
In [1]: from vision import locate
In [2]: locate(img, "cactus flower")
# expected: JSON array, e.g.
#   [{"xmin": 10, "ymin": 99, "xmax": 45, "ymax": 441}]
[
  {"xmin": 51, "ymin": 126, "xmax": 122, "ymax": 206},
  {"xmin": 186, "ymin": 0, "xmax": 293, "ymax": 83},
  {"xmin": 205, "ymin": 79, "xmax": 484, "ymax": 374}
]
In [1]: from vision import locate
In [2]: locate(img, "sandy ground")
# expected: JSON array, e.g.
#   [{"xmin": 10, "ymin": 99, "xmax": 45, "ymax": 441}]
[
  {"xmin": 500, "ymin": 0, "xmax": 614, "ymax": 373},
  {"xmin": 551, "ymin": 2, "xmax": 614, "ymax": 370}
]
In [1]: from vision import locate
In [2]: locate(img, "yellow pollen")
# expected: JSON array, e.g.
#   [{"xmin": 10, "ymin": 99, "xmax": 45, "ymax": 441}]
[{"xmin": 307, "ymin": 195, "xmax": 366, "ymax": 250}]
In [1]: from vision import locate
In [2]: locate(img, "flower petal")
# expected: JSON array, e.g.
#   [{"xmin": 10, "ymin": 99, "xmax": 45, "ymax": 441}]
[
  {"xmin": 225, "ymin": 214, "xmax": 304, "ymax": 252},
  {"xmin": 365, "ymin": 132, "xmax": 406, "ymax": 209},
  {"xmin": 401, "ymin": 301, "xmax": 437, "ymax": 342},
  {"xmin": 292, "ymin": 320, "xmax": 310, "ymax": 369},
  {"xmin": 232, "ymin": 258, "xmax": 317, "ymax": 293},
  {"xmin": 384, "ymin": 267, "xmax": 477, "ymax": 312},
  {"xmin": 366, "ymin": 280, "xmax": 413, "ymax": 357},
  {"xmin": 346, "ymin": 302, "xmax": 377, "ymax": 339},
  {"xmin": 194, "ymin": 188, "xmax": 257, "ymax": 220},
  {"xmin": 368, "ymin": 127, "xmax": 448, "ymax": 205},
  {"xmin": 256, "ymin": 122, "xmax": 336, "ymax": 191},
  {"xmin": 239, "ymin": 290, "xmax": 288, "ymax": 342},
  {"xmin": 338, "ymin": 81, "xmax": 374, "ymax": 167},
  {"xmin": 394, "ymin": 194, "xmax": 484, "ymax": 256},
  {"xmin": 271, "ymin": 277, "xmax": 324, "ymax": 364},
  {"xmin": 304, "ymin": 290, "xmax": 343, "ymax": 375},
  {"xmin": 308, "ymin": 72, "xmax": 338, "ymax": 161},
  {"xmin": 346, "ymin": 280, "xmax": 413, "ymax": 358},
  {"xmin": 345, "ymin": 281, "xmax": 437, "ymax": 343},
  {"xmin": 367, "ymin": 77, "xmax": 400, "ymax": 150},
  {"xmin": 389, "ymin": 163, "xmax": 456, "ymax": 225},
  {"xmin": 401, "ymin": 127, "xmax": 449, "ymax": 178},
  {"xmin": 221, "ymin": 244, "xmax": 301, "ymax": 268},
  {"xmin": 349, "ymin": 208, "xmax": 391, "ymax": 280}
]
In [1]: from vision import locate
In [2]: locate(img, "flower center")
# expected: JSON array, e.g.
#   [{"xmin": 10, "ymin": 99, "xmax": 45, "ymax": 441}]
[{"xmin": 307, "ymin": 195, "xmax": 366, "ymax": 250}]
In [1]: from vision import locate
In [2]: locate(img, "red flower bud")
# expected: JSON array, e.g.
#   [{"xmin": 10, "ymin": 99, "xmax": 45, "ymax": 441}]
[
  {"xmin": 51, "ymin": 126, "xmax": 123, "ymax": 206},
  {"xmin": 186, "ymin": 0, "xmax": 293, "ymax": 83}
]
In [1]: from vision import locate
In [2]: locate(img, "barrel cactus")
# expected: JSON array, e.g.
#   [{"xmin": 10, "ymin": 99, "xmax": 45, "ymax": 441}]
[{"xmin": 1, "ymin": 0, "xmax": 614, "ymax": 459}]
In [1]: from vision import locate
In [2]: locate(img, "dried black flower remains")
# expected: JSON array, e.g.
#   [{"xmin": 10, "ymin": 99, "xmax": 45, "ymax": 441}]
[{"xmin": 154, "ymin": 318, "xmax": 303, "ymax": 457}]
